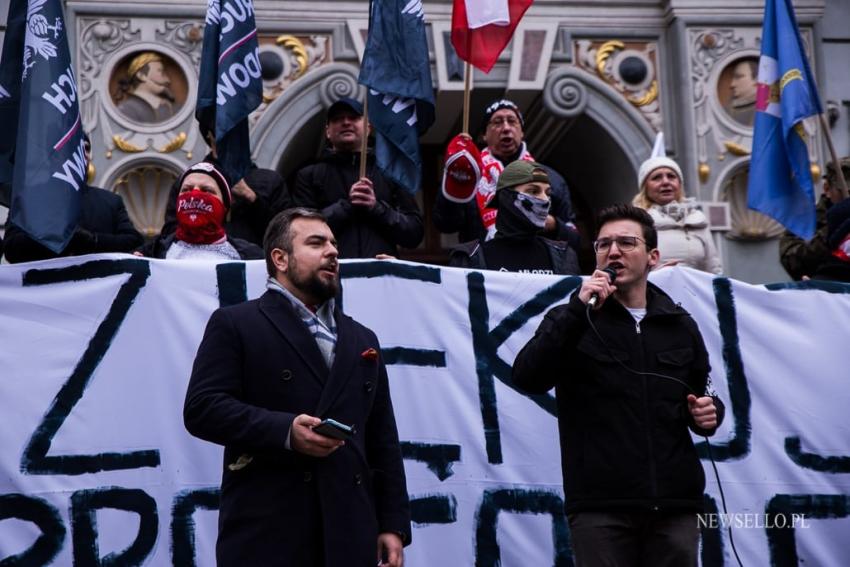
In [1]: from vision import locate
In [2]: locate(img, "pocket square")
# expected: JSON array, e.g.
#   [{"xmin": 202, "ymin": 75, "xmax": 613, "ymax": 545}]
[{"xmin": 360, "ymin": 348, "xmax": 379, "ymax": 361}]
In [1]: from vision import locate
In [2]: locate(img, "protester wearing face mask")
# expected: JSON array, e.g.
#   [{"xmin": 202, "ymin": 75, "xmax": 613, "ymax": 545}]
[
  {"xmin": 140, "ymin": 162, "xmax": 262, "ymax": 260},
  {"xmin": 449, "ymin": 160, "xmax": 580, "ymax": 275}
]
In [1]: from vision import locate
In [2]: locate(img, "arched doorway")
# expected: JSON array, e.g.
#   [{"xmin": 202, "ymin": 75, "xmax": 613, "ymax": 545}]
[
  {"xmin": 250, "ymin": 63, "xmax": 656, "ymax": 267},
  {"xmin": 533, "ymin": 66, "xmax": 655, "ymax": 269}
]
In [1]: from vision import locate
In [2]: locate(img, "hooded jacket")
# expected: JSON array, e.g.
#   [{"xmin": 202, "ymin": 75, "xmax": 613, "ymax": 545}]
[{"xmin": 513, "ymin": 283, "xmax": 723, "ymax": 514}]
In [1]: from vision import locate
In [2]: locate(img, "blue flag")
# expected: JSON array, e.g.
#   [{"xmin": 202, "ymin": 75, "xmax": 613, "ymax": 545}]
[
  {"xmin": 747, "ymin": 0, "xmax": 823, "ymax": 240},
  {"xmin": 0, "ymin": 0, "xmax": 84, "ymax": 253},
  {"xmin": 358, "ymin": 0, "xmax": 435, "ymax": 193},
  {"xmin": 196, "ymin": 0, "xmax": 262, "ymax": 185}
]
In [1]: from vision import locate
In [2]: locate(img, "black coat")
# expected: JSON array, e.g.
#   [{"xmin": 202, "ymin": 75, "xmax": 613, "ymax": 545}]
[
  {"xmin": 162, "ymin": 164, "xmax": 292, "ymax": 246},
  {"xmin": 810, "ymin": 256, "xmax": 850, "ymax": 282},
  {"xmin": 513, "ymin": 284, "xmax": 722, "ymax": 514},
  {"xmin": 293, "ymin": 151, "xmax": 424, "ymax": 259},
  {"xmin": 184, "ymin": 291, "xmax": 411, "ymax": 566},
  {"xmin": 449, "ymin": 236, "xmax": 580, "ymax": 275},
  {"xmin": 3, "ymin": 185, "xmax": 143, "ymax": 263}
]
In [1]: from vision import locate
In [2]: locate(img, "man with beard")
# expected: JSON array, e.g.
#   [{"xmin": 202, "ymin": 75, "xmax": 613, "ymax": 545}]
[
  {"xmin": 184, "ymin": 208, "xmax": 411, "ymax": 567},
  {"xmin": 513, "ymin": 204, "xmax": 723, "ymax": 566},
  {"xmin": 449, "ymin": 160, "xmax": 580, "ymax": 275},
  {"xmin": 434, "ymin": 99, "xmax": 580, "ymax": 249},
  {"xmin": 116, "ymin": 52, "xmax": 176, "ymax": 124},
  {"xmin": 141, "ymin": 161, "xmax": 262, "ymax": 259}
]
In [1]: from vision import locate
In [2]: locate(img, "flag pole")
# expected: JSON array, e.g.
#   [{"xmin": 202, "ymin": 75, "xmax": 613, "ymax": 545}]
[
  {"xmin": 360, "ymin": 95, "xmax": 369, "ymax": 179},
  {"xmin": 819, "ymin": 114, "xmax": 849, "ymax": 200},
  {"xmin": 360, "ymin": 0, "xmax": 372, "ymax": 180},
  {"xmin": 462, "ymin": 60, "xmax": 471, "ymax": 135}
]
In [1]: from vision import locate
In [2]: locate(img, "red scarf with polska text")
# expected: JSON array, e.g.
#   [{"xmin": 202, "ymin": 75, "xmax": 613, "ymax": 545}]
[{"xmin": 175, "ymin": 189, "xmax": 227, "ymax": 244}]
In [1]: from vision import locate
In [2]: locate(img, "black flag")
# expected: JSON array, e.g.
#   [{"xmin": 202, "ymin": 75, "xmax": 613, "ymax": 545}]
[
  {"xmin": 0, "ymin": 0, "xmax": 84, "ymax": 253},
  {"xmin": 195, "ymin": 0, "xmax": 263, "ymax": 185}
]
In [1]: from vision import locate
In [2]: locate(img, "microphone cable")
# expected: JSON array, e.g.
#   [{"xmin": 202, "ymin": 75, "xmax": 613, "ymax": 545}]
[{"xmin": 584, "ymin": 302, "xmax": 745, "ymax": 567}]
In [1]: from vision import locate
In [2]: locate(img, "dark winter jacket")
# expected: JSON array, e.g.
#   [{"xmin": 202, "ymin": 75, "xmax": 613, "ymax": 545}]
[
  {"xmin": 293, "ymin": 150, "xmax": 423, "ymax": 259},
  {"xmin": 449, "ymin": 236, "xmax": 580, "ymax": 275},
  {"xmin": 513, "ymin": 283, "xmax": 723, "ymax": 514}
]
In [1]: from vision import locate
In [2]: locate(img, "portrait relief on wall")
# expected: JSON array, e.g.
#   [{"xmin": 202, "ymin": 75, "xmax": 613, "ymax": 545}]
[
  {"xmin": 717, "ymin": 57, "xmax": 759, "ymax": 128},
  {"xmin": 110, "ymin": 51, "xmax": 188, "ymax": 125}
]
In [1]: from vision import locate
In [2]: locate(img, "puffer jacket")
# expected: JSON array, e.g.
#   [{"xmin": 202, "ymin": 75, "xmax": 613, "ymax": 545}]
[
  {"xmin": 648, "ymin": 201, "xmax": 722, "ymax": 274},
  {"xmin": 513, "ymin": 283, "xmax": 723, "ymax": 514}
]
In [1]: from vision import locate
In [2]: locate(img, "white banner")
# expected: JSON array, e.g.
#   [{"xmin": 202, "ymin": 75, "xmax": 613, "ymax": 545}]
[{"xmin": 1, "ymin": 255, "xmax": 849, "ymax": 566}]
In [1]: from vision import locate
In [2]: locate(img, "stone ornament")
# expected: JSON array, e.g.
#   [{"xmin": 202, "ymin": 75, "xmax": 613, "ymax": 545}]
[{"xmin": 576, "ymin": 39, "xmax": 661, "ymax": 130}]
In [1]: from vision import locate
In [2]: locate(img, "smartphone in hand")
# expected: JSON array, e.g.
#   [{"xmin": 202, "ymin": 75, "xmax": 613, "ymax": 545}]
[{"xmin": 313, "ymin": 418, "xmax": 355, "ymax": 440}]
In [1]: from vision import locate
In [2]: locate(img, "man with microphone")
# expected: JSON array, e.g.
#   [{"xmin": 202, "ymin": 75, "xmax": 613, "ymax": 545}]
[{"xmin": 513, "ymin": 203, "xmax": 723, "ymax": 567}]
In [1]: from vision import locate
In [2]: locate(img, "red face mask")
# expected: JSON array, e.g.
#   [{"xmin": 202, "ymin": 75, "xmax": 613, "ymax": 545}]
[{"xmin": 175, "ymin": 189, "xmax": 227, "ymax": 244}]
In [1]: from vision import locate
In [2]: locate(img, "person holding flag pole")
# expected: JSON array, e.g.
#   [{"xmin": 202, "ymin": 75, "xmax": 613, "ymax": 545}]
[
  {"xmin": 293, "ymin": 0, "xmax": 432, "ymax": 261},
  {"xmin": 435, "ymin": 0, "xmax": 580, "ymax": 252},
  {"xmin": 747, "ymin": 0, "xmax": 848, "ymax": 242}
]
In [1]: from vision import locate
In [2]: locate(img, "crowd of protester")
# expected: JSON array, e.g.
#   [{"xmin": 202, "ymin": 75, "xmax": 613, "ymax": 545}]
[{"xmin": 3, "ymin": 96, "xmax": 850, "ymax": 283}]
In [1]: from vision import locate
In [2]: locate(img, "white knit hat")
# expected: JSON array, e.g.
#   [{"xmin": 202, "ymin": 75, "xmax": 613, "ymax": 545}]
[{"xmin": 637, "ymin": 156, "xmax": 683, "ymax": 190}]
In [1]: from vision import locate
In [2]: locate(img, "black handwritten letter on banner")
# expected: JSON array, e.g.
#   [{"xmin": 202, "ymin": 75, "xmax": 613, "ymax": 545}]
[{"xmin": 20, "ymin": 259, "xmax": 157, "ymax": 475}]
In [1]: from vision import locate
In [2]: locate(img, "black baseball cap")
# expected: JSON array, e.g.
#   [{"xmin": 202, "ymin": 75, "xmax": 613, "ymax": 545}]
[{"xmin": 327, "ymin": 97, "xmax": 364, "ymax": 122}]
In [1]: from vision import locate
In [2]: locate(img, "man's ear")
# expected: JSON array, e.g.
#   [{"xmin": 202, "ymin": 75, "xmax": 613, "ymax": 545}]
[
  {"xmin": 271, "ymin": 248, "xmax": 288, "ymax": 274},
  {"xmin": 647, "ymin": 247, "xmax": 661, "ymax": 271}
]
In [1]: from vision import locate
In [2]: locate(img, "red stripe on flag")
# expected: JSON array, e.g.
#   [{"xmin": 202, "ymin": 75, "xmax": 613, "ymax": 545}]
[{"xmin": 53, "ymin": 114, "xmax": 81, "ymax": 151}]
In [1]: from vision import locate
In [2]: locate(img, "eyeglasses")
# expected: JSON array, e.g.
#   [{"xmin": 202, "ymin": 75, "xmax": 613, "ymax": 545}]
[
  {"xmin": 487, "ymin": 117, "xmax": 521, "ymax": 129},
  {"xmin": 593, "ymin": 236, "xmax": 645, "ymax": 254}
]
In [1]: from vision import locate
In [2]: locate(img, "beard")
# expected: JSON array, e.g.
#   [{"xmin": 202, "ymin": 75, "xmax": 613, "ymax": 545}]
[{"xmin": 289, "ymin": 256, "xmax": 339, "ymax": 304}]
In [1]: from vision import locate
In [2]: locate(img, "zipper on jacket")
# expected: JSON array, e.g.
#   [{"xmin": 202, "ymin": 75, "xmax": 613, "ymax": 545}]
[{"xmin": 636, "ymin": 321, "xmax": 657, "ymax": 500}]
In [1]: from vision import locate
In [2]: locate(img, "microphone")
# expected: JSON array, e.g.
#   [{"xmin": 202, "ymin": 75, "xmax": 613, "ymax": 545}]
[{"xmin": 587, "ymin": 266, "xmax": 618, "ymax": 308}]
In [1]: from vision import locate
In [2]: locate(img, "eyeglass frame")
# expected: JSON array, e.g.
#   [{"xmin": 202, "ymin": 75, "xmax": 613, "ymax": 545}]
[
  {"xmin": 592, "ymin": 235, "xmax": 647, "ymax": 254},
  {"xmin": 486, "ymin": 116, "xmax": 522, "ymax": 129}
]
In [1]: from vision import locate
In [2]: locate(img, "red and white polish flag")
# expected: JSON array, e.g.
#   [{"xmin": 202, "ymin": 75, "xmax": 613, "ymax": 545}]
[{"xmin": 451, "ymin": 0, "xmax": 534, "ymax": 73}]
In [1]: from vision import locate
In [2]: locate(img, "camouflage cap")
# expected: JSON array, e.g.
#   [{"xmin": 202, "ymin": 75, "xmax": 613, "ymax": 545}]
[{"xmin": 496, "ymin": 160, "xmax": 549, "ymax": 192}]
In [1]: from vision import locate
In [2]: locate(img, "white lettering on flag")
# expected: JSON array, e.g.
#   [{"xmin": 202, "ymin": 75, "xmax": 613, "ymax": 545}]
[
  {"xmin": 372, "ymin": 89, "xmax": 419, "ymax": 127},
  {"xmin": 401, "ymin": 0, "xmax": 425, "ymax": 19},
  {"xmin": 216, "ymin": 47, "xmax": 261, "ymax": 106},
  {"xmin": 41, "ymin": 65, "xmax": 78, "ymax": 115},
  {"xmin": 51, "ymin": 136, "xmax": 87, "ymax": 191}
]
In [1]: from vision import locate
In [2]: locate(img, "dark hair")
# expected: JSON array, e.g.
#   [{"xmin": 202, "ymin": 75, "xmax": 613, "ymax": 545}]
[
  {"xmin": 737, "ymin": 58, "xmax": 758, "ymax": 79},
  {"xmin": 596, "ymin": 203, "xmax": 658, "ymax": 250},
  {"xmin": 263, "ymin": 208, "xmax": 328, "ymax": 277}
]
